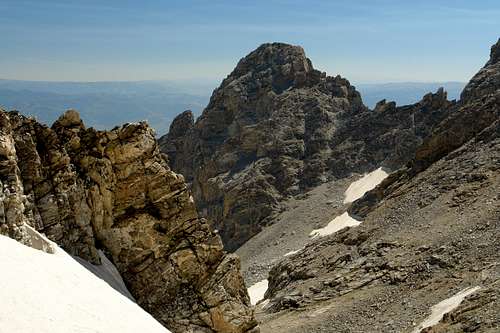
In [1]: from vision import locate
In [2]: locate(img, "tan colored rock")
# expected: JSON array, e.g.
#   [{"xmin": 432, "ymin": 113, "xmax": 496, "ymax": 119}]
[{"xmin": 0, "ymin": 109, "xmax": 258, "ymax": 333}]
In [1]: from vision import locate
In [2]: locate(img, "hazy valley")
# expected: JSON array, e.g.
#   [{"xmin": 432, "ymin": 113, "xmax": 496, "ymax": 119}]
[{"xmin": 0, "ymin": 79, "xmax": 465, "ymax": 135}]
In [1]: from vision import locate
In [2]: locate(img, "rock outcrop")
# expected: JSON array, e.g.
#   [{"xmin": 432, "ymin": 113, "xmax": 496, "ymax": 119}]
[
  {"xmin": 158, "ymin": 110, "xmax": 196, "ymax": 177},
  {"xmin": 421, "ymin": 281, "xmax": 500, "ymax": 333},
  {"xmin": 460, "ymin": 38, "xmax": 500, "ymax": 103},
  {"xmin": 160, "ymin": 43, "xmax": 455, "ymax": 250},
  {"xmin": 0, "ymin": 109, "xmax": 257, "ymax": 333},
  {"xmin": 350, "ymin": 38, "xmax": 500, "ymax": 218},
  {"xmin": 259, "ymin": 40, "xmax": 500, "ymax": 333}
]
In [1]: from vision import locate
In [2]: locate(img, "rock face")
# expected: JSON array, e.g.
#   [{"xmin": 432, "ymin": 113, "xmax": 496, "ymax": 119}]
[
  {"xmin": 421, "ymin": 282, "xmax": 500, "ymax": 333},
  {"xmin": 160, "ymin": 43, "xmax": 454, "ymax": 250},
  {"xmin": 460, "ymin": 39, "xmax": 500, "ymax": 103},
  {"xmin": 0, "ymin": 109, "xmax": 257, "ymax": 333},
  {"xmin": 260, "ymin": 40, "xmax": 499, "ymax": 333},
  {"xmin": 158, "ymin": 110, "xmax": 195, "ymax": 176}
]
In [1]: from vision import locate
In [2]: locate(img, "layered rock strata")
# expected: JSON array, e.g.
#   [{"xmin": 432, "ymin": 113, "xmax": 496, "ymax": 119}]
[{"xmin": 0, "ymin": 109, "xmax": 257, "ymax": 333}]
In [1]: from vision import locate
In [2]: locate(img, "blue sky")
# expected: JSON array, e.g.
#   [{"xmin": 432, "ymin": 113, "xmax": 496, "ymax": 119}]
[{"xmin": 1, "ymin": 0, "xmax": 499, "ymax": 83}]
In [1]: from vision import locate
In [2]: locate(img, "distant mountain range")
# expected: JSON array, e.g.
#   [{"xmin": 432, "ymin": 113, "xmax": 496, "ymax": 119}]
[
  {"xmin": 0, "ymin": 79, "xmax": 465, "ymax": 135},
  {"xmin": 0, "ymin": 79, "xmax": 214, "ymax": 135}
]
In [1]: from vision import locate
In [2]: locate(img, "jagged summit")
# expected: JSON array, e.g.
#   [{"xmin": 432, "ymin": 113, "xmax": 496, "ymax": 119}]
[
  {"xmin": 488, "ymin": 38, "xmax": 500, "ymax": 65},
  {"xmin": 54, "ymin": 109, "xmax": 84, "ymax": 128},
  {"xmin": 167, "ymin": 110, "xmax": 194, "ymax": 137},
  {"xmin": 158, "ymin": 110, "xmax": 195, "ymax": 173},
  {"xmin": 205, "ymin": 42, "xmax": 364, "ymax": 111},
  {"xmin": 233, "ymin": 42, "xmax": 309, "ymax": 72},
  {"xmin": 461, "ymin": 38, "xmax": 500, "ymax": 102},
  {"xmin": 223, "ymin": 42, "xmax": 314, "ymax": 93}
]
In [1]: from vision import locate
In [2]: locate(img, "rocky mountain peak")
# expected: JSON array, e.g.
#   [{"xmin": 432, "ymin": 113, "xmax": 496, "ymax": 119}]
[
  {"xmin": 53, "ymin": 109, "xmax": 84, "ymax": 128},
  {"xmin": 161, "ymin": 42, "xmax": 455, "ymax": 251},
  {"xmin": 158, "ymin": 110, "xmax": 195, "ymax": 179},
  {"xmin": 419, "ymin": 87, "xmax": 452, "ymax": 109},
  {"xmin": 488, "ymin": 38, "xmax": 500, "ymax": 64},
  {"xmin": 225, "ymin": 42, "xmax": 314, "ymax": 93},
  {"xmin": 168, "ymin": 110, "xmax": 194, "ymax": 137},
  {"xmin": 460, "ymin": 38, "xmax": 500, "ymax": 102}
]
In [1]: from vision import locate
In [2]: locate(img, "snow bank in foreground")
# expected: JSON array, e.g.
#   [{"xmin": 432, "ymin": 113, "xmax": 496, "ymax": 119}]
[
  {"xmin": 412, "ymin": 286, "xmax": 481, "ymax": 333},
  {"xmin": 74, "ymin": 251, "xmax": 135, "ymax": 301},
  {"xmin": 248, "ymin": 279, "xmax": 268, "ymax": 305},
  {"xmin": 309, "ymin": 212, "xmax": 361, "ymax": 238},
  {"xmin": 0, "ymin": 234, "xmax": 170, "ymax": 333},
  {"xmin": 344, "ymin": 167, "xmax": 388, "ymax": 204}
]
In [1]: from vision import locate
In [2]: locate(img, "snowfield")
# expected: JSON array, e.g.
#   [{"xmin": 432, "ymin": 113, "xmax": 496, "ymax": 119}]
[
  {"xmin": 309, "ymin": 212, "xmax": 361, "ymax": 238},
  {"xmin": 0, "ymin": 234, "xmax": 170, "ymax": 333},
  {"xmin": 308, "ymin": 168, "xmax": 387, "ymax": 238},
  {"xmin": 412, "ymin": 286, "xmax": 481, "ymax": 333},
  {"xmin": 343, "ymin": 167, "xmax": 388, "ymax": 204},
  {"xmin": 74, "ymin": 250, "xmax": 135, "ymax": 301},
  {"xmin": 248, "ymin": 279, "xmax": 269, "ymax": 305},
  {"xmin": 307, "ymin": 168, "xmax": 387, "ymax": 238}
]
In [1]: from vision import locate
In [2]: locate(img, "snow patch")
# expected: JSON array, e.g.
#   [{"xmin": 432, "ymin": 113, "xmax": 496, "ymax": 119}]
[
  {"xmin": 412, "ymin": 286, "xmax": 481, "ymax": 333},
  {"xmin": 284, "ymin": 248, "xmax": 303, "ymax": 257},
  {"xmin": 344, "ymin": 167, "xmax": 388, "ymax": 204},
  {"xmin": 74, "ymin": 251, "xmax": 135, "ymax": 301},
  {"xmin": 25, "ymin": 224, "xmax": 55, "ymax": 253},
  {"xmin": 0, "ymin": 234, "xmax": 170, "ymax": 333},
  {"xmin": 248, "ymin": 279, "xmax": 268, "ymax": 305},
  {"xmin": 309, "ymin": 212, "xmax": 361, "ymax": 238},
  {"xmin": 260, "ymin": 299, "xmax": 270, "ymax": 309}
]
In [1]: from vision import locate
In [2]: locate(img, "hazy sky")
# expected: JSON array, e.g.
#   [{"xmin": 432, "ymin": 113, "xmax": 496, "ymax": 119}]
[{"xmin": 1, "ymin": 0, "xmax": 499, "ymax": 83}]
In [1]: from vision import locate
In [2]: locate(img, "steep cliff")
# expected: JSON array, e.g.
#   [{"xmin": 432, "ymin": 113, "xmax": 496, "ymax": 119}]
[
  {"xmin": 0, "ymin": 109, "xmax": 257, "ymax": 333},
  {"xmin": 160, "ymin": 43, "xmax": 455, "ymax": 250}
]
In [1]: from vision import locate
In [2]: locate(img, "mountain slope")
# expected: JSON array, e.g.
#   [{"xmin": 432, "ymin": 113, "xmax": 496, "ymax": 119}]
[
  {"xmin": 0, "ymin": 234, "xmax": 170, "ymax": 333},
  {"xmin": 160, "ymin": 43, "xmax": 456, "ymax": 251},
  {"xmin": 257, "ymin": 39, "xmax": 500, "ymax": 333}
]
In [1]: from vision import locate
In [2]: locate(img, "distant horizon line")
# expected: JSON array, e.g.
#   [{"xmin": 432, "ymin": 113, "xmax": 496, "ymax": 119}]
[{"xmin": 0, "ymin": 77, "xmax": 467, "ymax": 85}]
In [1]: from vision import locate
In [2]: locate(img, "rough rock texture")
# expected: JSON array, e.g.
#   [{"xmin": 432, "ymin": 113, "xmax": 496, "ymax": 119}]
[
  {"xmin": 259, "ymin": 40, "xmax": 500, "ymax": 332},
  {"xmin": 159, "ymin": 110, "xmax": 195, "ymax": 176},
  {"xmin": 0, "ymin": 111, "xmax": 34, "ymax": 245},
  {"xmin": 160, "ymin": 43, "xmax": 454, "ymax": 250},
  {"xmin": 351, "ymin": 38, "xmax": 500, "ymax": 218},
  {"xmin": 460, "ymin": 39, "xmax": 500, "ymax": 103},
  {"xmin": 422, "ymin": 281, "xmax": 500, "ymax": 333},
  {"xmin": 0, "ymin": 109, "xmax": 257, "ymax": 333}
]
